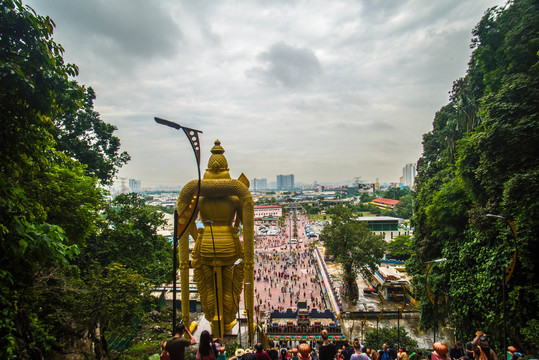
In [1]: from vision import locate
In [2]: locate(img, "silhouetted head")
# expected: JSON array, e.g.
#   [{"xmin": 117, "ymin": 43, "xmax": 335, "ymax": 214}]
[
  {"xmin": 173, "ymin": 324, "xmax": 186, "ymax": 335},
  {"xmin": 199, "ymin": 330, "xmax": 214, "ymax": 356},
  {"xmin": 321, "ymin": 330, "xmax": 329, "ymax": 341},
  {"xmin": 298, "ymin": 343, "xmax": 311, "ymax": 360},
  {"xmin": 479, "ymin": 337, "xmax": 490, "ymax": 353}
]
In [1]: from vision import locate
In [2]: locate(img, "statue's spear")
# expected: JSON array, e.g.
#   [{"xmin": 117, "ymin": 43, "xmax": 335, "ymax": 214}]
[{"xmin": 155, "ymin": 117, "xmax": 203, "ymax": 331}]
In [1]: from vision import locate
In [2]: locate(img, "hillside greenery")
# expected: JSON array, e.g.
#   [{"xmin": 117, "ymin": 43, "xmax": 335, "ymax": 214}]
[
  {"xmin": 0, "ymin": 1, "xmax": 170, "ymax": 358},
  {"xmin": 407, "ymin": 0, "xmax": 539, "ymax": 355}
]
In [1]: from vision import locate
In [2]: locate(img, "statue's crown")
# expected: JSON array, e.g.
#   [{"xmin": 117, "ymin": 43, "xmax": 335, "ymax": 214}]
[{"xmin": 204, "ymin": 140, "xmax": 231, "ymax": 179}]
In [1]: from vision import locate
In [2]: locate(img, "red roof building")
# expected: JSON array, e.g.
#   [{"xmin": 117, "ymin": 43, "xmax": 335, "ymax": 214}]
[{"xmin": 372, "ymin": 197, "xmax": 400, "ymax": 210}]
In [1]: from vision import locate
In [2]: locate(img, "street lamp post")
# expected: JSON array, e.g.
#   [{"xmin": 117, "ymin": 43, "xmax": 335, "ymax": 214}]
[
  {"xmin": 154, "ymin": 118, "xmax": 203, "ymax": 332},
  {"xmin": 486, "ymin": 214, "xmax": 518, "ymax": 355},
  {"xmin": 289, "ymin": 214, "xmax": 292, "ymax": 257},
  {"xmin": 397, "ymin": 283, "xmax": 406, "ymax": 351},
  {"xmin": 172, "ymin": 210, "xmax": 179, "ymax": 330},
  {"xmin": 425, "ymin": 258, "xmax": 448, "ymax": 343}
]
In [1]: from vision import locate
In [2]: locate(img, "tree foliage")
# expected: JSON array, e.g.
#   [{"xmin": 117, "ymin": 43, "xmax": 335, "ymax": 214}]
[
  {"xmin": 79, "ymin": 193, "xmax": 173, "ymax": 285},
  {"xmin": 82, "ymin": 263, "xmax": 149, "ymax": 344},
  {"xmin": 387, "ymin": 234, "xmax": 412, "ymax": 260},
  {"xmin": 380, "ymin": 188, "xmax": 412, "ymax": 201},
  {"xmin": 408, "ymin": 0, "xmax": 539, "ymax": 354},
  {"xmin": 363, "ymin": 326, "xmax": 418, "ymax": 351},
  {"xmin": 320, "ymin": 206, "xmax": 385, "ymax": 299},
  {"xmin": 393, "ymin": 194, "xmax": 413, "ymax": 219},
  {"xmin": 0, "ymin": 1, "xmax": 145, "ymax": 358},
  {"xmin": 52, "ymin": 86, "xmax": 131, "ymax": 185}
]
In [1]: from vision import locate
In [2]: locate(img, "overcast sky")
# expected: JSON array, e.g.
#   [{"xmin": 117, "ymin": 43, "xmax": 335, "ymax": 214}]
[{"xmin": 27, "ymin": 0, "xmax": 505, "ymax": 188}]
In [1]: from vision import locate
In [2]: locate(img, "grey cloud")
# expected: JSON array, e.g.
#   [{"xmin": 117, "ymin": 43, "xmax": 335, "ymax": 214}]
[
  {"xmin": 288, "ymin": 92, "xmax": 370, "ymax": 115},
  {"xmin": 365, "ymin": 120, "xmax": 396, "ymax": 131},
  {"xmin": 25, "ymin": 0, "xmax": 506, "ymax": 186},
  {"xmin": 35, "ymin": 0, "xmax": 183, "ymax": 58},
  {"xmin": 177, "ymin": 0, "xmax": 221, "ymax": 45},
  {"xmin": 358, "ymin": 0, "xmax": 409, "ymax": 23},
  {"xmin": 356, "ymin": 1, "xmax": 463, "ymax": 38},
  {"xmin": 247, "ymin": 42, "xmax": 322, "ymax": 88},
  {"xmin": 334, "ymin": 120, "xmax": 396, "ymax": 133}
]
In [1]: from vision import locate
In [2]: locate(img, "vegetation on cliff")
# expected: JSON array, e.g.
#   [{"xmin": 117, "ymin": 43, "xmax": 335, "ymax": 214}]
[{"xmin": 408, "ymin": 0, "xmax": 539, "ymax": 354}]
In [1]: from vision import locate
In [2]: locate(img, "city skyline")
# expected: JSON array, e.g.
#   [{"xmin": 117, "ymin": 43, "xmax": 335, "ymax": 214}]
[
  {"xmin": 122, "ymin": 166, "xmax": 413, "ymax": 193},
  {"xmin": 27, "ymin": 0, "xmax": 506, "ymax": 187}
]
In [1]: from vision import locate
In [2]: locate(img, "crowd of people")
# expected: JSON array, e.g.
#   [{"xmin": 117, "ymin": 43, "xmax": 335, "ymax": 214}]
[
  {"xmin": 253, "ymin": 214, "xmax": 327, "ymax": 312},
  {"xmin": 254, "ymin": 247, "xmax": 325, "ymax": 311},
  {"xmin": 196, "ymin": 330, "xmax": 523, "ymax": 360},
  {"xmin": 158, "ymin": 325, "xmax": 527, "ymax": 360},
  {"xmin": 156, "ymin": 213, "xmax": 528, "ymax": 360}
]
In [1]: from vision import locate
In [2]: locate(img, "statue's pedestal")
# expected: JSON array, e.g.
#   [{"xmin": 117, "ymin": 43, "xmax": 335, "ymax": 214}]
[{"xmin": 192, "ymin": 314, "xmax": 244, "ymax": 339}]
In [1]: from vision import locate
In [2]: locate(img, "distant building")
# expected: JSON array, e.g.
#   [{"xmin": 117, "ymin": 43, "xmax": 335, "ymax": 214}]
[
  {"xmin": 323, "ymin": 187, "xmax": 347, "ymax": 194},
  {"xmin": 357, "ymin": 216, "xmax": 409, "ymax": 242},
  {"xmin": 251, "ymin": 178, "xmax": 268, "ymax": 191},
  {"xmin": 254, "ymin": 205, "xmax": 282, "ymax": 226},
  {"xmin": 402, "ymin": 163, "xmax": 416, "ymax": 187},
  {"xmin": 129, "ymin": 178, "xmax": 141, "ymax": 192},
  {"xmin": 254, "ymin": 205, "xmax": 283, "ymax": 219},
  {"xmin": 368, "ymin": 264, "xmax": 411, "ymax": 302},
  {"xmin": 372, "ymin": 197, "xmax": 399, "ymax": 210},
  {"xmin": 277, "ymin": 174, "xmax": 294, "ymax": 190}
]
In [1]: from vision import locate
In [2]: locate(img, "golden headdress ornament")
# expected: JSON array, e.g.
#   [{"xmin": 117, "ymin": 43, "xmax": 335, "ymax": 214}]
[{"xmin": 204, "ymin": 140, "xmax": 231, "ymax": 179}]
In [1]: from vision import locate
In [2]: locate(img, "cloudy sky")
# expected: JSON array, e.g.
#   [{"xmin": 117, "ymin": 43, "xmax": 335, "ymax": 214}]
[{"xmin": 27, "ymin": 0, "xmax": 505, "ymax": 188}]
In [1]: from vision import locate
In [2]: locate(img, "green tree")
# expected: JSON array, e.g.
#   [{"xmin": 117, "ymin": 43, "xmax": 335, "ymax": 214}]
[
  {"xmin": 0, "ymin": 1, "xmax": 131, "ymax": 357},
  {"xmin": 81, "ymin": 263, "xmax": 149, "ymax": 357},
  {"xmin": 80, "ymin": 193, "xmax": 173, "ymax": 285},
  {"xmin": 0, "ymin": 1, "xmax": 97, "ymax": 356},
  {"xmin": 52, "ymin": 87, "xmax": 130, "ymax": 185},
  {"xmin": 409, "ymin": 0, "xmax": 539, "ymax": 354},
  {"xmin": 381, "ymin": 188, "xmax": 411, "ymax": 200},
  {"xmin": 309, "ymin": 206, "xmax": 321, "ymax": 214},
  {"xmin": 360, "ymin": 193, "xmax": 375, "ymax": 203},
  {"xmin": 319, "ymin": 206, "xmax": 385, "ymax": 300},
  {"xmin": 363, "ymin": 326, "xmax": 418, "ymax": 351},
  {"xmin": 387, "ymin": 234, "xmax": 412, "ymax": 260},
  {"xmin": 393, "ymin": 194, "xmax": 413, "ymax": 219},
  {"xmin": 347, "ymin": 186, "xmax": 359, "ymax": 197}
]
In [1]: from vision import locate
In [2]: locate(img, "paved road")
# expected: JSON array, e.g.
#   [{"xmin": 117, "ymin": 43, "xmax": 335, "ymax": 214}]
[{"xmin": 252, "ymin": 213, "xmax": 327, "ymax": 313}]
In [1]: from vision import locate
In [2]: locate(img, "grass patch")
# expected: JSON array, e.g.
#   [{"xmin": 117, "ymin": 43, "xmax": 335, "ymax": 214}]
[{"xmin": 308, "ymin": 214, "xmax": 328, "ymax": 221}]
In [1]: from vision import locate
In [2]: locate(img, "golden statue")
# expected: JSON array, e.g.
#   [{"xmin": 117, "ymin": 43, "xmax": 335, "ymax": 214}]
[{"xmin": 177, "ymin": 140, "xmax": 254, "ymax": 340}]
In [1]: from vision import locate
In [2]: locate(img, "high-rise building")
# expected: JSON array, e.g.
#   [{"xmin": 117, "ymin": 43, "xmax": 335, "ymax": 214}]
[
  {"xmin": 251, "ymin": 178, "xmax": 267, "ymax": 191},
  {"xmin": 129, "ymin": 178, "xmax": 141, "ymax": 192},
  {"xmin": 276, "ymin": 174, "xmax": 294, "ymax": 190},
  {"xmin": 402, "ymin": 163, "xmax": 416, "ymax": 187}
]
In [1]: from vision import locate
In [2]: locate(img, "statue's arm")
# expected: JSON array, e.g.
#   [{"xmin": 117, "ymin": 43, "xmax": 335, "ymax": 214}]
[{"xmin": 234, "ymin": 197, "xmax": 243, "ymax": 228}]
